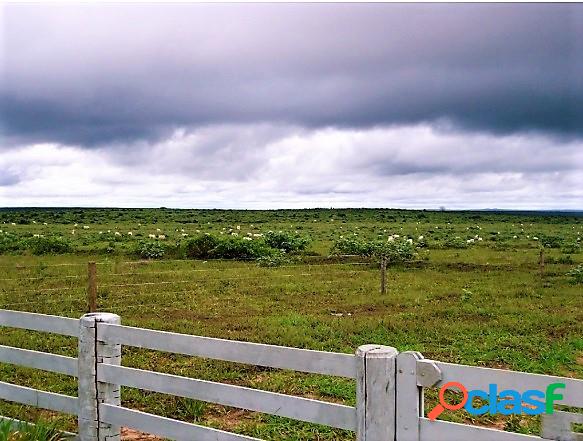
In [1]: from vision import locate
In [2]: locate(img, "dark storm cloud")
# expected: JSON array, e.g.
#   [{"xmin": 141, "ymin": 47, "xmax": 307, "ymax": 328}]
[{"xmin": 1, "ymin": 3, "xmax": 582, "ymax": 147}]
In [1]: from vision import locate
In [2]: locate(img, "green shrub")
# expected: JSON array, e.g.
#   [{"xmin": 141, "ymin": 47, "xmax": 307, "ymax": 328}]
[
  {"xmin": 374, "ymin": 239, "xmax": 416, "ymax": 263},
  {"xmin": 567, "ymin": 264, "xmax": 583, "ymax": 284},
  {"xmin": 442, "ymin": 236, "xmax": 469, "ymax": 249},
  {"xmin": 25, "ymin": 236, "xmax": 72, "ymax": 255},
  {"xmin": 538, "ymin": 234, "xmax": 564, "ymax": 249},
  {"xmin": 257, "ymin": 250, "xmax": 289, "ymax": 267},
  {"xmin": 264, "ymin": 231, "xmax": 310, "ymax": 253},
  {"xmin": 210, "ymin": 236, "xmax": 271, "ymax": 259},
  {"xmin": 331, "ymin": 237, "xmax": 376, "ymax": 256},
  {"xmin": 0, "ymin": 233, "xmax": 22, "ymax": 254},
  {"xmin": 184, "ymin": 234, "xmax": 220, "ymax": 259},
  {"xmin": 331, "ymin": 236, "xmax": 416, "ymax": 262},
  {"xmin": 185, "ymin": 234, "xmax": 272, "ymax": 260},
  {"xmin": 561, "ymin": 242, "xmax": 581, "ymax": 254},
  {"xmin": 136, "ymin": 241, "xmax": 165, "ymax": 259}
]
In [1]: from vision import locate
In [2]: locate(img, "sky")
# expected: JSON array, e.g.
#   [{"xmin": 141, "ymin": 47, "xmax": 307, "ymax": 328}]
[{"xmin": 1, "ymin": 3, "xmax": 582, "ymax": 209}]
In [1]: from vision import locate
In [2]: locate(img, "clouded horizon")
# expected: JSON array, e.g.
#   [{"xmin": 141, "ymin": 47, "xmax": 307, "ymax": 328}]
[{"xmin": 1, "ymin": 3, "xmax": 582, "ymax": 209}]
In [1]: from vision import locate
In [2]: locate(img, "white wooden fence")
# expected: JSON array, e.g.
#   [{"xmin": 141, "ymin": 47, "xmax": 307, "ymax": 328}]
[{"xmin": 1, "ymin": 309, "xmax": 582, "ymax": 441}]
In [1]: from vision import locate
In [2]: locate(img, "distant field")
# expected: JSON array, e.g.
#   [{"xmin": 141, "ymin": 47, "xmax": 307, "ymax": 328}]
[{"xmin": 0, "ymin": 208, "xmax": 582, "ymax": 439}]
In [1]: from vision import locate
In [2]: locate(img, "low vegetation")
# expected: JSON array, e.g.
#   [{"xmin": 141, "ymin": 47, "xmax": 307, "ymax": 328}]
[
  {"xmin": 0, "ymin": 208, "xmax": 581, "ymax": 439},
  {"xmin": 0, "ymin": 419, "xmax": 69, "ymax": 441}
]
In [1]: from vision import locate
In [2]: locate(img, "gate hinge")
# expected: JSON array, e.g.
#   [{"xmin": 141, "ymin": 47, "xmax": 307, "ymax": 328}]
[{"xmin": 416, "ymin": 359, "xmax": 442, "ymax": 387}]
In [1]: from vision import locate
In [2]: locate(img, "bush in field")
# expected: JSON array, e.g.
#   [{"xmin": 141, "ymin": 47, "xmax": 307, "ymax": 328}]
[
  {"xmin": 374, "ymin": 239, "xmax": 416, "ymax": 263},
  {"xmin": 0, "ymin": 233, "xmax": 22, "ymax": 253},
  {"xmin": 442, "ymin": 236, "xmax": 469, "ymax": 249},
  {"xmin": 136, "ymin": 241, "xmax": 165, "ymax": 259},
  {"xmin": 257, "ymin": 250, "xmax": 289, "ymax": 267},
  {"xmin": 264, "ymin": 231, "xmax": 310, "ymax": 253},
  {"xmin": 185, "ymin": 234, "xmax": 272, "ymax": 260},
  {"xmin": 184, "ymin": 234, "xmax": 220, "ymax": 259},
  {"xmin": 538, "ymin": 234, "xmax": 564, "ymax": 249},
  {"xmin": 561, "ymin": 241, "xmax": 581, "ymax": 254},
  {"xmin": 26, "ymin": 236, "xmax": 72, "ymax": 255},
  {"xmin": 210, "ymin": 236, "xmax": 271, "ymax": 259},
  {"xmin": 567, "ymin": 265, "xmax": 583, "ymax": 284},
  {"xmin": 331, "ymin": 236, "xmax": 376, "ymax": 256},
  {"xmin": 331, "ymin": 236, "xmax": 416, "ymax": 262}
]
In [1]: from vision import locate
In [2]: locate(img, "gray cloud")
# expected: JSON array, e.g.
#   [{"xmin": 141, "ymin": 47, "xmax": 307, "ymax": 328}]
[
  {"xmin": 1, "ymin": 124, "xmax": 581, "ymax": 209},
  {"xmin": 1, "ymin": 3, "xmax": 582, "ymax": 148},
  {"xmin": 0, "ymin": 169, "xmax": 20, "ymax": 187}
]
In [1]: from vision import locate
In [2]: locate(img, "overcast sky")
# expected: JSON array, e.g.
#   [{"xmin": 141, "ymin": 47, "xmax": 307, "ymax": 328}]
[{"xmin": 1, "ymin": 3, "xmax": 582, "ymax": 209}]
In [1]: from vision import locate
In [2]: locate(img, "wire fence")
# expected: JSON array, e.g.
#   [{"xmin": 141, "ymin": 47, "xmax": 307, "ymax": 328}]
[{"xmin": 0, "ymin": 257, "xmax": 380, "ymax": 313}]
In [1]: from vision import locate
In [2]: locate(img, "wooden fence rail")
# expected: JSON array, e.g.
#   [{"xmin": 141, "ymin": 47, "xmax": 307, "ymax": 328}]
[
  {"xmin": 97, "ymin": 323, "xmax": 356, "ymax": 378},
  {"xmin": 1, "ymin": 309, "xmax": 582, "ymax": 441}
]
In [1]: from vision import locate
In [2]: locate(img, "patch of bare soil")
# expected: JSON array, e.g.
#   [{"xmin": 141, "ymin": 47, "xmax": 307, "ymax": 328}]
[
  {"xmin": 206, "ymin": 409, "xmax": 252, "ymax": 431},
  {"xmin": 121, "ymin": 427, "xmax": 162, "ymax": 441}
]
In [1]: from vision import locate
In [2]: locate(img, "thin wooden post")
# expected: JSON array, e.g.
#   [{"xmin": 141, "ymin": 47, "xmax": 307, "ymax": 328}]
[
  {"xmin": 78, "ymin": 313, "xmax": 121, "ymax": 441},
  {"xmin": 356, "ymin": 344, "xmax": 398, "ymax": 441},
  {"xmin": 87, "ymin": 262, "xmax": 97, "ymax": 313},
  {"xmin": 539, "ymin": 248, "xmax": 545, "ymax": 276},
  {"xmin": 380, "ymin": 257, "xmax": 387, "ymax": 295}
]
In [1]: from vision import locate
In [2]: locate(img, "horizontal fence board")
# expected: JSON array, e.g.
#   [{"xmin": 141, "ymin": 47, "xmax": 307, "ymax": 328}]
[
  {"xmin": 421, "ymin": 360, "xmax": 583, "ymax": 408},
  {"xmin": 419, "ymin": 418, "xmax": 541, "ymax": 441},
  {"xmin": 0, "ymin": 310, "xmax": 78, "ymax": 337},
  {"xmin": 99, "ymin": 364, "xmax": 356, "ymax": 431},
  {"xmin": 0, "ymin": 345, "xmax": 77, "ymax": 377},
  {"xmin": 98, "ymin": 323, "xmax": 355, "ymax": 378},
  {"xmin": 0, "ymin": 381, "xmax": 78, "ymax": 415},
  {"xmin": 100, "ymin": 404, "xmax": 260, "ymax": 441}
]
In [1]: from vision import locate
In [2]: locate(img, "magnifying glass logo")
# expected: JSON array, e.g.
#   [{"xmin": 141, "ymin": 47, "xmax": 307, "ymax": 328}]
[{"xmin": 428, "ymin": 381, "xmax": 468, "ymax": 421}]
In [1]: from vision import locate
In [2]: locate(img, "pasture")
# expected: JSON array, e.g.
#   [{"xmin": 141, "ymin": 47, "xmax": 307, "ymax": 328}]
[{"xmin": 0, "ymin": 208, "xmax": 582, "ymax": 439}]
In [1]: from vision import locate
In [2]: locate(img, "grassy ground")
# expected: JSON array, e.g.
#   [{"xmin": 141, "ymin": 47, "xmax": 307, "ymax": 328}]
[{"xmin": 0, "ymin": 208, "xmax": 582, "ymax": 439}]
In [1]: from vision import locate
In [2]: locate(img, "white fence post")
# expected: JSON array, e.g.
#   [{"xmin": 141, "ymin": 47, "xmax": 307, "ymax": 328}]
[
  {"xmin": 356, "ymin": 344, "xmax": 398, "ymax": 441},
  {"xmin": 78, "ymin": 313, "xmax": 121, "ymax": 441},
  {"xmin": 395, "ymin": 351, "xmax": 424, "ymax": 441}
]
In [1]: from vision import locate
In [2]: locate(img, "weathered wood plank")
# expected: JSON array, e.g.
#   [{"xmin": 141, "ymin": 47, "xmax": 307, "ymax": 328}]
[
  {"xmin": 98, "ymin": 323, "xmax": 355, "ymax": 378},
  {"xmin": 419, "ymin": 418, "xmax": 541, "ymax": 441},
  {"xmin": 356, "ymin": 345, "xmax": 397, "ymax": 441},
  {"xmin": 0, "ymin": 310, "xmax": 78, "ymax": 337},
  {"xmin": 99, "ymin": 364, "xmax": 356, "ymax": 431},
  {"xmin": 0, "ymin": 381, "xmax": 78, "ymax": 415},
  {"xmin": 0, "ymin": 345, "xmax": 77, "ymax": 377},
  {"xmin": 396, "ymin": 351, "xmax": 424, "ymax": 441},
  {"xmin": 99, "ymin": 404, "xmax": 261, "ymax": 441},
  {"xmin": 420, "ymin": 360, "xmax": 583, "ymax": 408}
]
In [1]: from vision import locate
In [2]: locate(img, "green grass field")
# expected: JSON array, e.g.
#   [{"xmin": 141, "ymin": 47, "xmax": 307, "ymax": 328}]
[{"xmin": 0, "ymin": 208, "xmax": 582, "ymax": 439}]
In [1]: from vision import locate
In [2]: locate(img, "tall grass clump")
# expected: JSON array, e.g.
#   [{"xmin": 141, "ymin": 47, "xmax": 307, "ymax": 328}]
[{"xmin": 0, "ymin": 419, "xmax": 70, "ymax": 441}]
